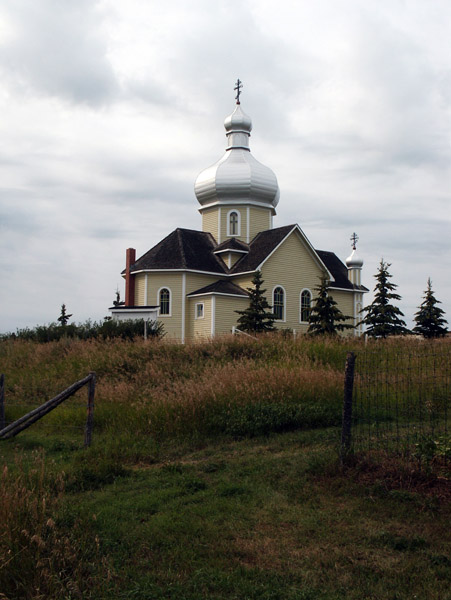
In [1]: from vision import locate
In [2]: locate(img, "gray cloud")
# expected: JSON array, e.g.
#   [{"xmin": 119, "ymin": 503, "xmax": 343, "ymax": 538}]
[
  {"xmin": 0, "ymin": 0, "xmax": 119, "ymax": 105},
  {"xmin": 0, "ymin": 0, "xmax": 450, "ymax": 332}
]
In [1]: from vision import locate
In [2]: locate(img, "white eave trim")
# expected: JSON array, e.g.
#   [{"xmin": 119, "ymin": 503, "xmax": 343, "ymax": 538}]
[
  {"xmin": 186, "ymin": 292, "xmax": 249, "ymax": 299},
  {"xmin": 198, "ymin": 199, "xmax": 277, "ymax": 214},
  {"xmin": 129, "ymin": 268, "xmax": 228, "ymax": 277},
  {"xmin": 213, "ymin": 248, "xmax": 248, "ymax": 255},
  {"xmin": 328, "ymin": 286, "xmax": 369, "ymax": 293}
]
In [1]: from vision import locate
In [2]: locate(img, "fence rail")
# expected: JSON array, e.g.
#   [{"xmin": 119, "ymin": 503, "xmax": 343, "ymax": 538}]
[{"xmin": 0, "ymin": 372, "xmax": 96, "ymax": 447}]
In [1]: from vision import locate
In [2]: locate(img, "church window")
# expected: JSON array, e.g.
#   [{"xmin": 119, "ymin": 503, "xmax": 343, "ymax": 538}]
[
  {"xmin": 273, "ymin": 286, "xmax": 285, "ymax": 321},
  {"xmin": 227, "ymin": 210, "xmax": 240, "ymax": 236},
  {"xmin": 195, "ymin": 303, "xmax": 204, "ymax": 319},
  {"xmin": 300, "ymin": 289, "xmax": 312, "ymax": 322},
  {"xmin": 159, "ymin": 288, "xmax": 171, "ymax": 315}
]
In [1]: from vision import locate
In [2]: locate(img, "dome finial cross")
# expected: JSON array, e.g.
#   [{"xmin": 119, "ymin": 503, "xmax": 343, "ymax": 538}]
[
  {"xmin": 350, "ymin": 232, "xmax": 359, "ymax": 250},
  {"xmin": 234, "ymin": 79, "xmax": 243, "ymax": 104}
]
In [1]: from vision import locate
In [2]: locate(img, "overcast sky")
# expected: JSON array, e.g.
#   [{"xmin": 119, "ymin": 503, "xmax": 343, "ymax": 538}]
[{"xmin": 1, "ymin": 0, "xmax": 450, "ymax": 333}]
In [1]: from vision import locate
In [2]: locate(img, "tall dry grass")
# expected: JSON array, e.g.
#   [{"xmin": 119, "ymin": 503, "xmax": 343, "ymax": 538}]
[{"xmin": 0, "ymin": 452, "xmax": 109, "ymax": 599}]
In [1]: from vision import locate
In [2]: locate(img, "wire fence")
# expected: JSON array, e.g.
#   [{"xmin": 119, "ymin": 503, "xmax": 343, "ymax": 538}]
[{"xmin": 352, "ymin": 341, "xmax": 450, "ymax": 465}]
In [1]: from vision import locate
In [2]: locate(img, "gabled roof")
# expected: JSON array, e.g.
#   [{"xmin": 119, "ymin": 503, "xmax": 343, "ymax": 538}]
[
  {"xmin": 124, "ymin": 225, "xmax": 367, "ymax": 294},
  {"xmin": 229, "ymin": 225, "xmax": 295, "ymax": 274},
  {"xmin": 214, "ymin": 238, "xmax": 249, "ymax": 253},
  {"xmin": 127, "ymin": 228, "xmax": 227, "ymax": 274},
  {"xmin": 187, "ymin": 280, "xmax": 249, "ymax": 297},
  {"xmin": 316, "ymin": 250, "xmax": 368, "ymax": 292}
]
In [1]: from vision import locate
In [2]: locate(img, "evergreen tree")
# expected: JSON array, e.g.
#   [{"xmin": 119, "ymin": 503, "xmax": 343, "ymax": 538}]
[
  {"xmin": 413, "ymin": 278, "xmax": 448, "ymax": 338},
  {"xmin": 235, "ymin": 270, "xmax": 275, "ymax": 333},
  {"xmin": 359, "ymin": 259, "xmax": 409, "ymax": 338},
  {"xmin": 57, "ymin": 303, "xmax": 73, "ymax": 326},
  {"xmin": 308, "ymin": 275, "xmax": 353, "ymax": 335}
]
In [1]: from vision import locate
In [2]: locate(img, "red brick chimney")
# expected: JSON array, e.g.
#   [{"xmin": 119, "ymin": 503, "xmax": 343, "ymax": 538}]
[{"xmin": 125, "ymin": 248, "xmax": 136, "ymax": 307}]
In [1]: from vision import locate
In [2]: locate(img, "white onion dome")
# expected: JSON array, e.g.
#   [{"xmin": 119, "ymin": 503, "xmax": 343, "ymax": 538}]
[
  {"xmin": 346, "ymin": 248, "xmax": 364, "ymax": 268},
  {"xmin": 195, "ymin": 103, "xmax": 280, "ymax": 209}
]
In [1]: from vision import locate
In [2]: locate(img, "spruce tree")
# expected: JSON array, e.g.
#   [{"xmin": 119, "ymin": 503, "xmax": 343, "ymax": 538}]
[
  {"xmin": 57, "ymin": 304, "xmax": 73, "ymax": 326},
  {"xmin": 413, "ymin": 278, "xmax": 447, "ymax": 338},
  {"xmin": 308, "ymin": 276, "xmax": 353, "ymax": 335},
  {"xmin": 235, "ymin": 270, "xmax": 275, "ymax": 333},
  {"xmin": 359, "ymin": 259, "xmax": 409, "ymax": 338}
]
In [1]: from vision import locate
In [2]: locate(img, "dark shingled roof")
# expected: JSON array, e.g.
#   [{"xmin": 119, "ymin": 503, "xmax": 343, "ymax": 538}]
[
  {"xmin": 214, "ymin": 238, "xmax": 249, "ymax": 253},
  {"xmin": 128, "ymin": 228, "xmax": 227, "ymax": 274},
  {"xmin": 187, "ymin": 280, "xmax": 249, "ymax": 297},
  {"xmin": 230, "ymin": 225, "xmax": 295, "ymax": 273},
  {"xmin": 316, "ymin": 250, "xmax": 368, "ymax": 291}
]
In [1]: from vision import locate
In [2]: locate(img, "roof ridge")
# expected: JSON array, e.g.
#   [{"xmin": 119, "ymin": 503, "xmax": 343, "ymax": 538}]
[{"xmin": 177, "ymin": 229, "xmax": 187, "ymax": 268}]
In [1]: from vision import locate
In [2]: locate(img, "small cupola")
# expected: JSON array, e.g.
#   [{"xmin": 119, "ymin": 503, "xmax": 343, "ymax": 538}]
[{"xmin": 346, "ymin": 233, "xmax": 363, "ymax": 286}]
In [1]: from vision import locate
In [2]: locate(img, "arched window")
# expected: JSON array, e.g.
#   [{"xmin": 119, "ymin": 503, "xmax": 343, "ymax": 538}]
[
  {"xmin": 273, "ymin": 286, "xmax": 285, "ymax": 321},
  {"xmin": 300, "ymin": 289, "xmax": 312, "ymax": 322},
  {"xmin": 228, "ymin": 210, "xmax": 240, "ymax": 236},
  {"xmin": 159, "ymin": 288, "xmax": 171, "ymax": 315}
]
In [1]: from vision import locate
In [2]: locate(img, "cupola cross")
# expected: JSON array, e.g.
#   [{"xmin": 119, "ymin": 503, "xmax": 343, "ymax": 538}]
[
  {"xmin": 234, "ymin": 79, "xmax": 243, "ymax": 104},
  {"xmin": 350, "ymin": 232, "xmax": 359, "ymax": 250}
]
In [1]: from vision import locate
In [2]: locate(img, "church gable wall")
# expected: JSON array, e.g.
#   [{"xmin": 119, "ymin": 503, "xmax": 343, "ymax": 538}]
[{"xmin": 260, "ymin": 231, "xmax": 324, "ymax": 330}]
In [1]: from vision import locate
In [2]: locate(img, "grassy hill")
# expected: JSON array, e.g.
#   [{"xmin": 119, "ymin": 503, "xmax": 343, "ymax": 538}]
[{"xmin": 1, "ymin": 335, "xmax": 450, "ymax": 599}]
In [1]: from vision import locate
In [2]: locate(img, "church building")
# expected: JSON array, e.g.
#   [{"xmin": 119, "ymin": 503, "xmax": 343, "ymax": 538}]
[{"xmin": 110, "ymin": 83, "xmax": 367, "ymax": 341}]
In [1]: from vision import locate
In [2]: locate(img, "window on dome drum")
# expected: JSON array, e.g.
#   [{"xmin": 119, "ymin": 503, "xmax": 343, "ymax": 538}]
[
  {"xmin": 300, "ymin": 290, "xmax": 312, "ymax": 322},
  {"xmin": 159, "ymin": 288, "xmax": 171, "ymax": 315},
  {"xmin": 273, "ymin": 287, "xmax": 284, "ymax": 321},
  {"xmin": 195, "ymin": 303, "xmax": 204, "ymax": 319},
  {"xmin": 229, "ymin": 211, "xmax": 239, "ymax": 236}
]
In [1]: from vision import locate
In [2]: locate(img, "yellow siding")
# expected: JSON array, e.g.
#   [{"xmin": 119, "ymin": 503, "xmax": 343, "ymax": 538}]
[
  {"xmin": 331, "ymin": 289, "xmax": 360, "ymax": 336},
  {"xmin": 215, "ymin": 295, "xmax": 249, "ymax": 335},
  {"xmin": 201, "ymin": 208, "xmax": 219, "ymax": 241},
  {"xmin": 229, "ymin": 253, "xmax": 242, "ymax": 268},
  {"xmin": 185, "ymin": 272, "xmax": 220, "ymax": 293},
  {"xmin": 232, "ymin": 274, "xmax": 254, "ymax": 292},
  {"xmin": 146, "ymin": 273, "xmax": 183, "ymax": 340},
  {"xmin": 134, "ymin": 274, "xmax": 145, "ymax": 305},
  {"xmin": 248, "ymin": 206, "xmax": 272, "ymax": 240},
  {"xmin": 260, "ymin": 230, "xmax": 323, "ymax": 332},
  {"xmin": 190, "ymin": 296, "xmax": 212, "ymax": 339}
]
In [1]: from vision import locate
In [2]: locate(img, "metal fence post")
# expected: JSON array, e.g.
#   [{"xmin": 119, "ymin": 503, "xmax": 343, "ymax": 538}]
[
  {"xmin": 341, "ymin": 351, "xmax": 356, "ymax": 465},
  {"xmin": 84, "ymin": 372, "xmax": 96, "ymax": 447}
]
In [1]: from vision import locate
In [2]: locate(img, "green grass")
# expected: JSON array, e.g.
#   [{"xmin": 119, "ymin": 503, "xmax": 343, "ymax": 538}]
[{"xmin": 0, "ymin": 335, "xmax": 450, "ymax": 599}]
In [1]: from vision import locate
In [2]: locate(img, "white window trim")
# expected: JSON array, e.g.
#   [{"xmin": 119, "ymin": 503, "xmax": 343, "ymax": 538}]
[
  {"xmin": 299, "ymin": 288, "xmax": 312, "ymax": 323},
  {"xmin": 195, "ymin": 302, "xmax": 205, "ymax": 319},
  {"xmin": 272, "ymin": 285, "xmax": 286, "ymax": 322},
  {"xmin": 157, "ymin": 286, "xmax": 172, "ymax": 317},
  {"xmin": 226, "ymin": 209, "xmax": 241, "ymax": 237}
]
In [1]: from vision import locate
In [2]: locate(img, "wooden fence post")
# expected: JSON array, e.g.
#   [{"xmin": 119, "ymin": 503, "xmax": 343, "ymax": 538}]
[
  {"xmin": 0, "ymin": 374, "xmax": 5, "ymax": 431},
  {"xmin": 341, "ymin": 351, "xmax": 356, "ymax": 465},
  {"xmin": 84, "ymin": 372, "xmax": 96, "ymax": 447}
]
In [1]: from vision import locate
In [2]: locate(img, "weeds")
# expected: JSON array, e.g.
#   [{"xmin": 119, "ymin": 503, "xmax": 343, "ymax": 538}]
[{"xmin": 0, "ymin": 451, "xmax": 109, "ymax": 599}]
